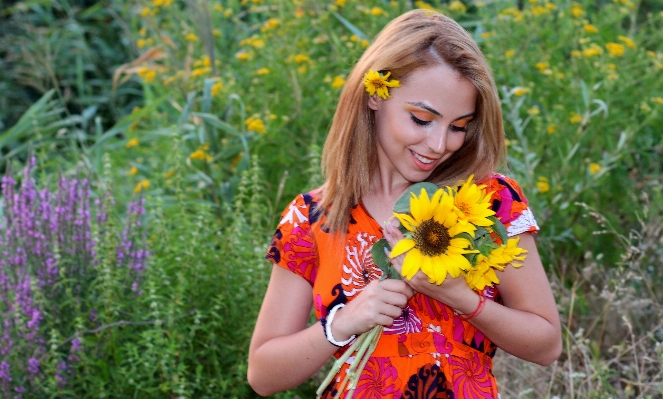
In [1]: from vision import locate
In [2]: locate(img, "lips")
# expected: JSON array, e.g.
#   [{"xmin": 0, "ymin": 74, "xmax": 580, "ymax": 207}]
[{"xmin": 410, "ymin": 150, "xmax": 440, "ymax": 171}]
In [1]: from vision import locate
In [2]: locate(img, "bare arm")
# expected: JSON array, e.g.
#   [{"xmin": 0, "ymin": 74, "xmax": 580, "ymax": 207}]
[
  {"xmin": 385, "ymin": 231, "xmax": 562, "ymax": 366},
  {"xmin": 248, "ymin": 265, "xmax": 413, "ymax": 396}
]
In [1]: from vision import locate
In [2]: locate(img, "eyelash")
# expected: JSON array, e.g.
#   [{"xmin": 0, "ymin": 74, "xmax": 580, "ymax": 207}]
[{"xmin": 410, "ymin": 114, "xmax": 469, "ymax": 132}]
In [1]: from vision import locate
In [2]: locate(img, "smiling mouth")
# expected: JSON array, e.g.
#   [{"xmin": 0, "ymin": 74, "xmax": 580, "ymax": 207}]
[{"xmin": 411, "ymin": 151, "xmax": 439, "ymax": 165}]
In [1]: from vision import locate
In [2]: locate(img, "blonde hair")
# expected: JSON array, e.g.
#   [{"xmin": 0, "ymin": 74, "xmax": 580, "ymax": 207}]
[{"xmin": 320, "ymin": 9, "xmax": 505, "ymax": 233}]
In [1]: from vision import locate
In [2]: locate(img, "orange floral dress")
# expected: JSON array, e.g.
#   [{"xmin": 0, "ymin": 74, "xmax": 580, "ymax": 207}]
[{"xmin": 265, "ymin": 174, "xmax": 539, "ymax": 399}]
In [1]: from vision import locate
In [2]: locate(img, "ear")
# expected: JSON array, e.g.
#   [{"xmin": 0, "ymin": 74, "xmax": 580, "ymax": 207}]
[{"xmin": 367, "ymin": 94, "xmax": 379, "ymax": 111}]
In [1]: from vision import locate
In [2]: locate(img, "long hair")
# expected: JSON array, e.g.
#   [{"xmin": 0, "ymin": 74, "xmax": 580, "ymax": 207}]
[{"xmin": 320, "ymin": 9, "xmax": 505, "ymax": 233}]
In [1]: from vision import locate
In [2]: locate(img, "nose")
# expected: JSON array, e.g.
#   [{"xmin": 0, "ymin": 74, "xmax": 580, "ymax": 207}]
[{"xmin": 425, "ymin": 126, "xmax": 449, "ymax": 154}]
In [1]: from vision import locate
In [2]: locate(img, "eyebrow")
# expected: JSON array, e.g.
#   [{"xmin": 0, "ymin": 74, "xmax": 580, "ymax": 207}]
[
  {"xmin": 407, "ymin": 101, "xmax": 441, "ymax": 116},
  {"xmin": 407, "ymin": 102, "xmax": 475, "ymax": 121}
]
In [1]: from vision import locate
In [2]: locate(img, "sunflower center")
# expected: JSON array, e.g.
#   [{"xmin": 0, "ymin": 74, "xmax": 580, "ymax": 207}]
[
  {"xmin": 413, "ymin": 219, "xmax": 451, "ymax": 257},
  {"xmin": 457, "ymin": 203, "xmax": 470, "ymax": 215},
  {"xmin": 371, "ymin": 79, "xmax": 386, "ymax": 89}
]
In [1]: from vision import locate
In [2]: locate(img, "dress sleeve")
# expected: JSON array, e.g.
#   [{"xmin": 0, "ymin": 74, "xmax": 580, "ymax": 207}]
[
  {"xmin": 265, "ymin": 193, "xmax": 318, "ymax": 286},
  {"xmin": 485, "ymin": 174, "xmax": 540, "ymax": 237}
]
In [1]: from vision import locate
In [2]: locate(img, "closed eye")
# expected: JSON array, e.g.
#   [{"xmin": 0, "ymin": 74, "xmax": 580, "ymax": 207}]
[
  {"xmin": 450, "ymin": 124, "xmax": 469, "ymax": 132},
  {"xmin": 410, "ymin": 114, "xmax": 431, "ymax": 126}
]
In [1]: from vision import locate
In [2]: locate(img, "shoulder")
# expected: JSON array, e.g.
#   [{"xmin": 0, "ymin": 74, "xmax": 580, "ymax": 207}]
[{"xmin": 480, "ymin": 173, "xmax": 539, "ymax": 236}]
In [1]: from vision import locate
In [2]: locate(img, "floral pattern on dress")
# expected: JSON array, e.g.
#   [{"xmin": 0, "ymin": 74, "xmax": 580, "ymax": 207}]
[
  {"xmin": 353, "ymin": 357, "xmax": 402, "ymax": 399},
  {"xmin": 449, "ymin": 355, "xmax": 495, "ymax": 398},
  {"xmin": 402, "ymin": 364, "xmax": 454, "ymax": 399},
  {"xmin": 341, "ymin": 232, "xmax": 382, "ymax": 298}
]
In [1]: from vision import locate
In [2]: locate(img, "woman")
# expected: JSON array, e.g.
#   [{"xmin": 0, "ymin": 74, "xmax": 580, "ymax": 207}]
[{"xmin": 248, "ymin": 9, "xmax": 561, "ymax": 398}]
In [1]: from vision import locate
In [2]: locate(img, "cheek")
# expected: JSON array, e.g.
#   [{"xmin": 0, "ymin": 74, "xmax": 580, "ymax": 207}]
[{"xmin": 448, "ymin": 132, "xmax": 467, "ymax": 152}]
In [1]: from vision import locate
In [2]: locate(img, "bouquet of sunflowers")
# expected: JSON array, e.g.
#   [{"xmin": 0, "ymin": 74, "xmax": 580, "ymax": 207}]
[{"xmin": 317, "ymin": 176, "xmax": 527, "ymax": 399}]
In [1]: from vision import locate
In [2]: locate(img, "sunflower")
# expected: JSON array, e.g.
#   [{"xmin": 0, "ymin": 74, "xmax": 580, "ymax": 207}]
[
  {"xmin": 465, "ymin": 254, "xmax": 501, "ymax": 291},
  {"xmin": 363, "ymin": 69, "xmax": 401, "ymax": 99},
  {"xmin": 487, "ymin": 236, "xmax": 527, "ymax": 267},
  {"xmin": 465, "ymin": 237, "xmax": 527, "ymax": 290},
  {"xmin": 453, "ymin": 175, "xmax": 495, "ymax": 230},
  {"xmin": 390, "ymin": 188, "xmax": 477, "ymax": 284}
]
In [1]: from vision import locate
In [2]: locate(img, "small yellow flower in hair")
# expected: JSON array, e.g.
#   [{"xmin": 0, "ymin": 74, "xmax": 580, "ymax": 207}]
[{"xmin": 363, "ymin": 69, "xmax": 401, "ymax": 99}]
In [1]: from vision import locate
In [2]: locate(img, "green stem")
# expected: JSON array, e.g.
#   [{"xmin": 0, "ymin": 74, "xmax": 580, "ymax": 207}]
[
  {"xmin": 334, "ymin": 326, "xmax": 382, "ymax": 399},
  {"xmin": 316, "ymin": 332, "xmax": 367, "ymax": 398},
  {"xmin": 346, "ymin": 326, "xmax": 382, "ymax": 397}
]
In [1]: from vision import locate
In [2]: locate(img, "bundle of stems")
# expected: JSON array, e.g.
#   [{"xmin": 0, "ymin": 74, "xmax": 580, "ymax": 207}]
[{"xmin": 316, "ymin": 324, "xmax": 383, "ymax": 399}]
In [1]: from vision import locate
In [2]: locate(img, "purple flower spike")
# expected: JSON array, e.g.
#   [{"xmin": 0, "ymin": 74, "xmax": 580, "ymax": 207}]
[{"xmin": 27, "ymin": 358, "xmax": 39, "ymax": 375}]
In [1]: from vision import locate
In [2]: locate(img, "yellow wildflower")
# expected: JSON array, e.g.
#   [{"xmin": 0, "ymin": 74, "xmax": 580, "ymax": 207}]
[
  {"xmin": 527, "ymin": 106, "xmax": 540, "ymax": 116},
  {"xmin": 213, "ymin": 29, "xmax": 222, "ymax": 37},
  {"xmin": 137, "ymin": 68, "xmax": 156, "ymax": 83},
  {"xmin": 606, "ymin": 42, "xmax": 625, "ymax": 56},
  {"xmin": 185, "ymin": 33, "xmax": 199, "ymax": 42},
  {"xmin": 607, "ymin": 63, "xmax": 617, "ymax": 70},
  {"xmin": 360, "ymin": 39, "xmax": 370, "ymax": 47},
  {"xmin": 570, "ymin": 50, "xmax": 582, "ymax": 57},
  {"xmin": 618, "ymin": 35, "xmax": 636, "ymax": 49},
  {"xmin": 192, "ymin": 67, "xmax": 211, "ymax": 78},
  {"xmin": 536, "ymin": 177, "xmax": 550, "ymax": 193},
  {"xmin": 294, "ymin": 54, "xmax": 311, "ymax": 63},
  {"xmin": 224, "ymin": 9, "xmax": 232, "ymax": 17},
  {"xmin": 140, "ymin": 7, "xmax": 150, "ymax": 17},
  {"xmin": 531, "ymin": 6, "xmax": 550, "ymax": 16},
  {"xmin": 570, "ymin": 112, "xmax": 583, "ymax": 124},
  {"xmin": 235, "ymin": 52, "xmax": 252, "ymax": 61},
  {"xmin": 128, "ymin": 166, "xmax": 138, "ymax": 176},
  {"xmin": 251, "ymin": 39, "xmax": 265, "ymax": 48},
  {"xmin": 211, "ymin": 81, "xmax": 224, "ymax": 96},
  {"xmin": 245, "ymin": 115, "xmax": 266, "ymax": 134},
  {"xmin": 335, "ymin": 0, "xmax": 347, "ymax": 6},
  {"xmin": 547, "ymin": 125, "xmax": 556, "ymax": 134},
  {"xmin": 415, "ymin": 1, "xmax": 435, "ymax": 10},
  {"xmin": 480, "ymin": 32, "xmax": 492, "ymax": 38},
  {"xmin": 582, "ymin": 44, "xmax": 603, "ymax": 57},
  {"xmin": 139, "ymin": 27, "xmax": 147, "ymax": 36},
  {"xmin": 535, "ymin": 61, "xmax": 550, "ymax": 70},
  {"xmin": 190, "ymin": 150, "xmax": 212, "ymax": 162},
  {"xmin": 640, "ymin": 102, "xmax": 651, "ymax": 112},
  {"xmin": 134, "ymin": 180, "xmax": 150, "ymax": 194},
  {"xmin": 504, "ymin": 50, "xmax": 516, "ymax": 58},
  {"xmin": 164, "ymin": 169, "xmax": 176, "ymax": 179},
  {"xmin": 255, "ymin": 68, "xmax": 270, "ymax": 75},
  {"xmin": 589, "ymin": 163, "xmax": 602, "ymax": 175},
  {"xmin": 571, "ymin": 4, "xmax": 584, "ymax": 18},
  {"xmin": 214, "ymin": 4, "xmax": 224, "ymax": 11},
  {"xmin": 331, "ymin": 75, "xmax": 346, "ymax": 88},
  {"xmin": 505, "ymin": 139, "xmax": 511, "ymax": 147},
  {"xmin": 449, "ymin": 1, "xmax": 467, "ymax": 12},
  {"xmin": 126, "ymin": 138, "xmax": 140, "ymax": 148},
  {"xmin": 512, "ymin": 87, "xmax": 530, "ymax": 96},
  {"xmin": 363, "ymin": 69, "xmax": 401, "ymax": 99},
  {"xmin": 294, "ymin": 7, "xmax": 304, "ymax": 18},
  {"xmin": 651, "ymin": 97, "xmax": 663, "ymax": 105},
  {"xmin": 370, "ymin": 7, "xmax": 386, "ymax": 16},
  {"xmin": 261, "ymin": 18, "xmax": 280, "ymax": 32},
  {"xmin": 137, "ymin": 39, "xmax": 148, "ymax": 49},
  {"xmin": 584, "ymin": 24, "xmax": 599, "ymax": 33}
]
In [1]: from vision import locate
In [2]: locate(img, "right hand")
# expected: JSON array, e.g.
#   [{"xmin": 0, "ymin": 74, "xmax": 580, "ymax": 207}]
[{"xmin": 330, "ymin": 279, "xmax": 414, "ymax": 341}]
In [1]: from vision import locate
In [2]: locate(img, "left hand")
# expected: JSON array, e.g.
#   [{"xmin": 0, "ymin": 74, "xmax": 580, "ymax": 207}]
[{"xmin": 382, "ymin": 220, "xmax": 479, "ymax": 313}]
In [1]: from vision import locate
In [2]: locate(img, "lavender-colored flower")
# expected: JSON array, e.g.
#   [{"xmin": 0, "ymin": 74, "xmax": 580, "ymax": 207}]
[{"xmin": 27, "ymin": 358, "xmax": 39, "ymax": 375}]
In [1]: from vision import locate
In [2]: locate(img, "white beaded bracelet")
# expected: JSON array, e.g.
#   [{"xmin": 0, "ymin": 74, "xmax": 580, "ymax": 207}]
[{"xmin": 321, "ymin": 303, "xmax": 356, "ymax": 347}]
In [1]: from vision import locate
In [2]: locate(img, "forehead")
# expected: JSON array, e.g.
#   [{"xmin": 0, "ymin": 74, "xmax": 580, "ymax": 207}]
[{"xmin": 396, "ymin": 65, "xmax": 477, "ymax": 114}]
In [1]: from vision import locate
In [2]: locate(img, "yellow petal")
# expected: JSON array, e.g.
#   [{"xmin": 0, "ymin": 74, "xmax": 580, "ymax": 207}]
[
  {"xmin": 390, "ymin": 238, "xmax": 416, "ymax": 258},
  {"xmin": 402, "ymin": 250, "xmax": 422, "ymax": 280},
  {"xmin": 394, "ymin": 213, "xmax": 417, "ymax": 231}
]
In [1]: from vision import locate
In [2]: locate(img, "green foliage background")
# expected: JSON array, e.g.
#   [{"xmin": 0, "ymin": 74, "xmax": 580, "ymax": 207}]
[{"xmin": 1, "ymin": 0, "xmax": 663, "ymax": 397}]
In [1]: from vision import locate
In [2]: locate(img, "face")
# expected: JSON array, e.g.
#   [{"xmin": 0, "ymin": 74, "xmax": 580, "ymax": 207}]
[{"xmin": 368, "ymin": 64, "xmax": 478, "ymax": 185}]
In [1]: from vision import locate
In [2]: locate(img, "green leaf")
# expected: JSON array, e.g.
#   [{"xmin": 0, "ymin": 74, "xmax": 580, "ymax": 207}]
[
  {"xmin": 371, "ymin": 239, "xmax": 401, "ymax": 280},
  {"xmin": 330, "ymin": 12, "xmax": 369, "ymax": 41},
  {"xmin": 393, "ymin": 182, "xmax": 439, "ymax": 213},
  {"xmin": 488, "ymin": 216, "xmax": 508, "ymax": 244}
]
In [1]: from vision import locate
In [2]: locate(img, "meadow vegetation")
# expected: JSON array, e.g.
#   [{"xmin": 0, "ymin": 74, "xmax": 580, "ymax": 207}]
[{"xmin": 0, "ymin": 0, "xmax": 662, "ymax": 397}]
